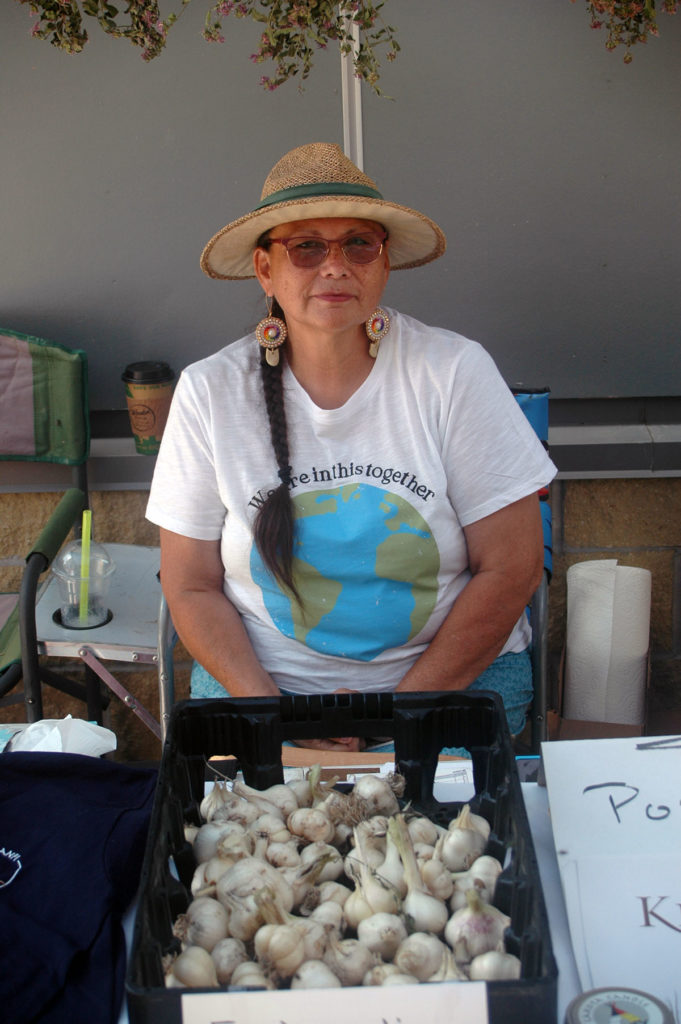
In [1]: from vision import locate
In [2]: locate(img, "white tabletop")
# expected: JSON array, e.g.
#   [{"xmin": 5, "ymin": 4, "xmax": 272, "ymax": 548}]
[{"xmin": 36, "ymin": 543, "xmax": 161, "ymax": 663}]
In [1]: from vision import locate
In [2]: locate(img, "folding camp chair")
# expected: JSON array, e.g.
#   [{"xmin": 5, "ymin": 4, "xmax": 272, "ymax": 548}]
[
  {"xmin": 0, "ymin": 328, "xmax": 166, "ymax": 738},
  {"xmin": 513, "ymin": 387, "xmax": 553, "ymax": 754},
  {"xmin": 0, "ymin": 327, "xmax": 89, "ymax": 500},
  {"xmin": 0, "ymin": 488, "xmax": 98, "ymax": 718},
  {"xmin": 1, "ymin": 329, "xmax": 92, "ymax": 717}
]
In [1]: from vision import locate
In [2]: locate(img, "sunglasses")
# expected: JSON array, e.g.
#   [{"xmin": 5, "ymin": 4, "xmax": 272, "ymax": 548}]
[{"xmin": 265, "ymin": 230, "xmax": 388, "ymax": 269}]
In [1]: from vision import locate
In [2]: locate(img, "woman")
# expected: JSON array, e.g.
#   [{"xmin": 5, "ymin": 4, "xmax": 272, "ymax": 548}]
[{"xmin": 146, "ymin": 142, "xmax": 556, "ymax": 752}]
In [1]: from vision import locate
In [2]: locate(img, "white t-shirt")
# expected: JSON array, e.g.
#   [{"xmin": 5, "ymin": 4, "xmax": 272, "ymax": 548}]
[{"xmin": 146, "ymin": 310, "xmax": 556, "ymax": 694}]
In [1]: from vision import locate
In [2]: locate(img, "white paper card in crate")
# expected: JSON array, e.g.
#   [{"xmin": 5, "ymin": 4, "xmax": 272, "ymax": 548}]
[
  {"xmin": 181, "ymin": 981, "xmax": 488, "ymax": 1024},
  {"xmin": 542, "ymin": 735, "xmax": 681, "ymax": 1015}
]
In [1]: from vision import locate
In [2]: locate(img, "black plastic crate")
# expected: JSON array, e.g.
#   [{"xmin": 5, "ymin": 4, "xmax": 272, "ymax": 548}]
[{"xmin": 126, "ymin": 691, "xmax": 558, "ymax": 1023}]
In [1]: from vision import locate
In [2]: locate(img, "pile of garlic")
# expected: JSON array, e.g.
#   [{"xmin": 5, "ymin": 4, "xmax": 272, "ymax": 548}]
[{"xmin": 164, "ymin": 767, "xmax": 521, "ymax": 990}]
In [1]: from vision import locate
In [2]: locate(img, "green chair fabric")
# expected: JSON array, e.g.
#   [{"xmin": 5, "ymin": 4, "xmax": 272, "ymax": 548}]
[
  {"xmin": 0, "ymin": 328, "xmax": 90, "ymax": 465},
  {"xmin": 0, "ymin": 599, "xmax": 22, "ymax": 677}
]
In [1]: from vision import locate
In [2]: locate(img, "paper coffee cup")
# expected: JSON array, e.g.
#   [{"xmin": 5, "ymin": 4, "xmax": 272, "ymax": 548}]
[{"xmin": 122, "ymin": 361, "xmax": 175, "ymax": 455}]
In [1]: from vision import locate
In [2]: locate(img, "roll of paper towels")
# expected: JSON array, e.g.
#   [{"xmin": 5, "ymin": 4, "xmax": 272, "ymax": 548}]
[{"xmin": 564, "ymin": 560, "xmax": 651, "ymax": 725}]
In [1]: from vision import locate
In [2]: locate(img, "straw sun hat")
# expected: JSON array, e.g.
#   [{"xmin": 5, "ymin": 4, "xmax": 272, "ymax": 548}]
[{"xmin": 200, "ymin": 142, "xmax": 446, "ymax": 280}]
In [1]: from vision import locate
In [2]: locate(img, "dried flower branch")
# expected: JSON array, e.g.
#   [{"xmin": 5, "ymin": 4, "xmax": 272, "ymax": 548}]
[
  {"xmin": 17, "ymin": 0, "xmax": 399, "ymax": 94},
  {"xmin": 573, "ymin": 0, "xmax": 678, "ymax": 62}
]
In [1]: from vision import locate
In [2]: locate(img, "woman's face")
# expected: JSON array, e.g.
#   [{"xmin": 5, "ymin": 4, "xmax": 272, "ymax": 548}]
[{"xmin": 253, "ymin": 216, "xmax": 390, "ymax": 340}]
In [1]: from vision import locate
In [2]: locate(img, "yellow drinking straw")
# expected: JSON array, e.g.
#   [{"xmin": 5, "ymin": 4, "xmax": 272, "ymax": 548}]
[{"xmin": 79, "ymin": 509, "xmax": 92, "ymax": 626}]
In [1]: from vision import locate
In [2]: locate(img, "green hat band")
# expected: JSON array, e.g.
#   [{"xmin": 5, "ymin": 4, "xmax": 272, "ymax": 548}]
[{"xmin": 256, "ymin": 181, "xmax": 384, "ymax": 210}]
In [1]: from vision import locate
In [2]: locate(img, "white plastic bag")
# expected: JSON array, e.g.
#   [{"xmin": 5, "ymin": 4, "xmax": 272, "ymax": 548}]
[{"xmin": 8, "ymin": 715, "xmax": 116, "ymax": 756}]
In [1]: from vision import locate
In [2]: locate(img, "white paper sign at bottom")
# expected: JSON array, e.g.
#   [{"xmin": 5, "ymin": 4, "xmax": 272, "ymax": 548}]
[{"xmin": 182, "ymin": 980, "xmax": 488, "ymax": 1024}]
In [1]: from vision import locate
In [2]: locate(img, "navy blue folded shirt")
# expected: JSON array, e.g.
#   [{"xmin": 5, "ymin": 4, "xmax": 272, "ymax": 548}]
[{"xmin": 0, "ymin": 752, "xmax": 157, "ymax": 1024}]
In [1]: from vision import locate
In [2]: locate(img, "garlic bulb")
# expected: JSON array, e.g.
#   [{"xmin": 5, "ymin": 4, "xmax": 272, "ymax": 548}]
[
  {"xmin": 444, "ymin": 889, "xmax": 510, "ymax": 965},
  {"xmin": 200, "ymin": 784, "xmax": 261, "ymax": 827},
  {"xmin": 309, "ymin": 898, "xmax": 345, "ymax": 934},
  {"xmin": 435, "ymin": 807, "xmax": 487, "ymax": 872},
  {"xmin": 173, "ymin": 896, "xmax": 229, "ymax": 953},
  {"xmin": 184, "ymin": 823, "xmax": 199, "ymax": 844},
  {"xmin": 211, "ymin": 937, "xmax": 249, "ymax": 984},
  {"xmin": 291, "ymin": 915, "xmax": 330, "ymax": 961},
  {"xmin": 407, "ymin": 814, "xmax": 440, "ymax": 847},
  {"xmin": 342, "ymin": 883, "xmax": 372, "ymax": 930},
  {"xmin": 299, "ymin": 841, "xmax": 344, "ymax": 881},
  {"xmin": 349, "ymin": 818, "xmax": 387, "ymax": 869},
  {"xmin": 323, "ymin": 936, "xmax": 377, "ymax": 987},
  {"xmin": 468, "ymin": 950, "xmax": 522, "ymax": 980},
  {"xmin": 425, "ymin": 946, "xmax": 467, "ymax": 982},
  {"xmin": 449, "ymin": 854, "xmax": 503, "ymax": 911},
  {"xmin": 388, "ymin": 814, "xmax": 448, "ymax": 935},
  {"xmin": 165, "ymin": 945, "xmax": 218, "ymax": 988},
  {"xmin": 216, "ymin": 857, "xmax": 294, "ymax": 915},
  {"xmin": 233, "ymin": 779, "xmax": 299, "ymax": 818},
  {"xmin": 282, "ymin": 848, "xmax": 342, "ymax": 910},
  {"xmin": 266, "ymin": 840, "xmax": 301, "ymax": 869},
  {"xmin": 315, "ymin": 879, "xmax": 351, "ymax": 908},
  {"xmin": 344, "ymin": 824, "xmax": 401, "ymax": 928},
  {"xmin": 381, "ymin": 972, "xmax": 421, "ymax": 986},
  {"xmin": 248, "ymin": 812, "xmax": 291, "ymax": 845},
  {"xmin": 352, "ymin": 774, "xmax": 400, "ymax": 817},
  {"xmin": 230, "ymin": 961, "xmax": 275, "ymax": 989},
  {"xmin": 357, "ymin": 912, "xmax": 407, "ymax": 960},
  {"xmin": 212, "ymin": 796, "xmax": 262, "ymax": 828},
  {"xmin": 420, "ymin": 857, "xmax": 454, "ymax": 901},
  {"xmin": 199, "ymin": 782, "xmax": 232, "ymax": 823},
  {"xmin": 287, "ymin": 778, "xmax": 313, "ymax": 808},
  {"xmin": 192, "ymin": 821, "xmax": 237, "ymax": 864},
  {"xmin": 220, "ymin": 893, "xmax": 262, "ymax": 942},
  {"xmin": 254, "ymin": 923, "xmax": 305, "ymax": 979},
  {"xmin": 290, "ymin": 960, "xmax": 342, "ymax": 989},
  {"xmin": 393, "ymin": 932, "xmax": 450, "ymax": 982},
  {"xmin": 287, "ymin": 807, "xmax": 335, "ymax": 844},
  {"xmin": 203, "ymin": 832, "xmax": 253, "ymax": 887},
  {"xmin": 190, "ymin": 861, "xmax": 210, "ymax": 899},
  {"xmin": 374, "ymin": 824, "xmax": 408, "ymax": 898},
  {"xmin": 316, "ymin": 787, "xmax": 353, "ymax": 825},
  {"xmin": 450, "ymin": 803, "xmax": 490, "ymax": 842},
  {"xmin": 363, "ymin": 962, "xmax": 402, "ymax": 986}
]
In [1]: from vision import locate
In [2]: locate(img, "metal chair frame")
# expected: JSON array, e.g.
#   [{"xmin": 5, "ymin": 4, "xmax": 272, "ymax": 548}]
[{"xmin": 1, "ymin": 330, "xmax": 164, "ymax": 737}]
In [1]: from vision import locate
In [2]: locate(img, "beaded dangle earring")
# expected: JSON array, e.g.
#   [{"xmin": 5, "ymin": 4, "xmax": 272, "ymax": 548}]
[
  {"xmin": 256, "ymin": 297, "xmax": 288, "ymax": 366},
  {"xmin": 366, "ymin": 308, "xmax": 391, "ymax": 358}
]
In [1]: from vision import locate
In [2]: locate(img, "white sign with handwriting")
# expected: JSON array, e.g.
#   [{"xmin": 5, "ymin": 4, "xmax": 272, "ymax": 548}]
[
  {"xmin": 181, "ymin": 980, "xmax": 488, "ymax": 1024},
  {"xmin": 542, "ymin": 735, "xmax": 680, "ymax": 1013}
]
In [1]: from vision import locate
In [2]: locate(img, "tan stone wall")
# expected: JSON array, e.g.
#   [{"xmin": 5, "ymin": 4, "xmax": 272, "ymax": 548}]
[{"xmin": 3, "ymin": 478, "xmax": 680, "ymax": 759}]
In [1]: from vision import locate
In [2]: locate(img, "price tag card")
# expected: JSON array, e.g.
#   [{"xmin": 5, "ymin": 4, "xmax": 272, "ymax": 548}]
[
  {"xmin": 182, "ymin": 981, "xmax": 488, "ymax": 1024},
  {"xmin": 542, "ymin": 735, "xmax": 681, "ymax": 858}
]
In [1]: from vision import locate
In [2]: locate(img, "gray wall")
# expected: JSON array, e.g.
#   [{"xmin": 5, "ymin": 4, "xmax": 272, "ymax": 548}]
[{"xmin": 3, "ymin": 1, "xmax": 680, "ymax": 409}]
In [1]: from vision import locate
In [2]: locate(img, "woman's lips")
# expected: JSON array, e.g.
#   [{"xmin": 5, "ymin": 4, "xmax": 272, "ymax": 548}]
[{"xmin": 314, "ymin": 292, "xmax": 354, "ymax": 302}]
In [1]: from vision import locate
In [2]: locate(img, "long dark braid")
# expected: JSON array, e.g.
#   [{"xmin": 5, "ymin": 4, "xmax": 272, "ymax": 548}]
[{"xmin": 253, "ymin": 297, "xmax": 300, "ymax": 600}]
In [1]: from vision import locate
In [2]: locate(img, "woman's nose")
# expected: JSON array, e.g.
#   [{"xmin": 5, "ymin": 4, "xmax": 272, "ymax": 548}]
[{"xmin": 320, "ymin": 242, "xmax": 349, "ymax": 274}]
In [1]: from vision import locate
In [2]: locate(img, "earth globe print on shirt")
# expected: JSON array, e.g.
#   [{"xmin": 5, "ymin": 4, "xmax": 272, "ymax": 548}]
[{"xmin": 250, "ymin": 482, "xmax": 441, "ymax": 659}]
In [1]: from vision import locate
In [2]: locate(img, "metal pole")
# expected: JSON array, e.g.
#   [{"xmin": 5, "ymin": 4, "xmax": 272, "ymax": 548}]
[{"xmin": 340, "ymin": 8, "xmax": 364, "ymax": 169}]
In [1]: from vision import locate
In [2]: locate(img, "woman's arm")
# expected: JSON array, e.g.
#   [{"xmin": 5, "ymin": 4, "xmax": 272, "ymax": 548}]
[
  {"xmin": 160, "ymin": 528, "xmax": 362, "ymax": 750},
  {"xmin": 160, "ymin": 528, "xmax": 280, "ymax": 697},
  {"xmin": 396, "ymin": 493, "xmax": 544, "ymax": 693}
]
